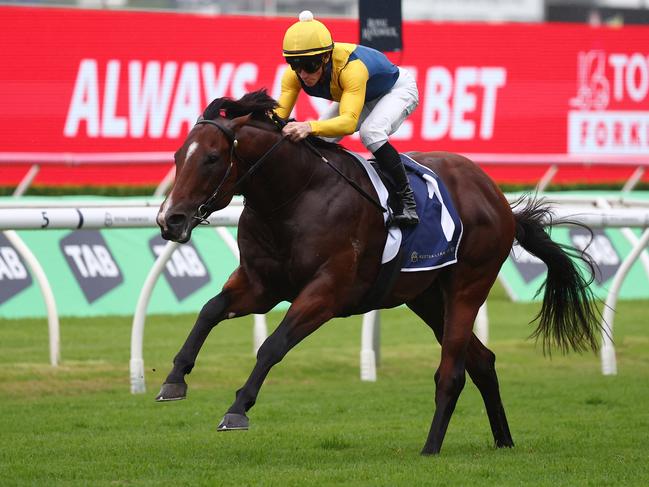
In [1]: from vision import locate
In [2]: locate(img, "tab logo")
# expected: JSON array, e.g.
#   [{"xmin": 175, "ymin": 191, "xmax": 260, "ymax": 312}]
[
  {"xmin": 510, "ymin": 244, "xmax": 546, "ymax": 284},
  {"xmin": 0, "ymin": 234, "xmax": 33, "ymax": 305},
  {"xmin": 60, "ymin": 231, "xmax": 123, "ymax": 303},
  {"xmin": 512, "ymin": 229, "xmax": 620, "ymax": 286},
  {"xmin": 149, "ymin": 236, "xmax": 210, "ymax": 301},
  {"xmin": 569, "ymin": 228, "xmax": 620, "ymax": 284}
]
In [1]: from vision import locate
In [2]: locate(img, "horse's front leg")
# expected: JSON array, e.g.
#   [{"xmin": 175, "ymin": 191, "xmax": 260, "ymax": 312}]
[
  {"xmin": 156, "ymin": 267, "xmax": 277, "ymax": 401},
  {"xmin": 217, "ymin": 277, "xmax": 339, "ymax": 431}
]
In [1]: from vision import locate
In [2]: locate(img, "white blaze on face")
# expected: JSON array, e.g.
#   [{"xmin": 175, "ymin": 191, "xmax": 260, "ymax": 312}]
[
  {"xmin": 157, "ymin": 194, "xmax": 174, "ymax": 227},
  {"xmin": 185, "ymin": 141, "xmax": 199, "ymax": 162},
  {"xmin": 158, "ymin": 141, "xmax": 198, "ymax": 226}
]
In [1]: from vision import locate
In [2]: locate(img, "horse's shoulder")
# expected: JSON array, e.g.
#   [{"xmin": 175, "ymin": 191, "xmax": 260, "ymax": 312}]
[{"xmin": 238, "ymin": 206, "xmax": 272, "ymax": 239}]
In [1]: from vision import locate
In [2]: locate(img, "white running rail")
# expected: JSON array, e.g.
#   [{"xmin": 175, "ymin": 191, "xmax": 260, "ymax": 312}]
[{"xmin": 1, "ymin": 203, "xmax": 649, "ymax": 386}]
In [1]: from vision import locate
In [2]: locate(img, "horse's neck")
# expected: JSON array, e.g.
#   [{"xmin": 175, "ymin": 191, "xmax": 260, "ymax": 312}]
[{"xmin": 237, "ymin": 129, "xmax": 326, "ymax": 213}]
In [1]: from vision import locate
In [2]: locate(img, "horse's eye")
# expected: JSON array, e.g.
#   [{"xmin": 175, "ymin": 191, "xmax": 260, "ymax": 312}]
[{"xmin": 206, "ymin": 153, "xmax": 220, "ymax": 164}]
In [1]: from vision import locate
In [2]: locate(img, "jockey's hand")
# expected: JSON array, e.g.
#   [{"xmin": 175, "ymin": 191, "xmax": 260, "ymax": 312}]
[{"xmin": 282, "ymin": 121, "xmax": 312, "ymax": 142}]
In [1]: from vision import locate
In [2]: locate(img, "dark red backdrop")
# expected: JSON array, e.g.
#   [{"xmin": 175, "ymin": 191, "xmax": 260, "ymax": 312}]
[{"xmin": 1, "ymin": 6, "xmax": 647, "ymax": 185}]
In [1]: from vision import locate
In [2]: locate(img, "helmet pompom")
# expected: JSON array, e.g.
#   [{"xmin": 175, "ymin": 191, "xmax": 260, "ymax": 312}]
[
  {"xmin": 299, "ymin": 10, "xmax": 314, "ymax": 22},
  {"xmin": 283, "ymin": 10, "xmax": 333, "ymax": 57}
]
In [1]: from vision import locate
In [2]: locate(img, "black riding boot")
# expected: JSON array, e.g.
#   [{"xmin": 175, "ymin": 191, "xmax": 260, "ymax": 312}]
[{"xmin": 373, "ymin": 142, "xmax": 419, "ymax": 227}]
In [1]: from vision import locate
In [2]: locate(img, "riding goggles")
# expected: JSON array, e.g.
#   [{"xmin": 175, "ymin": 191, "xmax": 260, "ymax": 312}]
[{"xmin": 286, "ymin": 55, "xmax": 325, "ymax": 74}]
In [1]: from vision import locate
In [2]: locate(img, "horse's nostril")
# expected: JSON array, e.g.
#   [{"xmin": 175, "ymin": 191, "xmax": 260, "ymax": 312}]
[{"xmin": 167, "ymin": 213, "xmax": 187, "ymax": 228}]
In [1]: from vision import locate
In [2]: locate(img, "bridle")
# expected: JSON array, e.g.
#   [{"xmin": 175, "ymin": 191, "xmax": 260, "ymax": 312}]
[
  {"xmin": 191, "ymin": 117, "xmax": 288, "ymax": 224},
  {"xmin": 189, "ymin": 115, "xmax": 386, "ymax": 224}
]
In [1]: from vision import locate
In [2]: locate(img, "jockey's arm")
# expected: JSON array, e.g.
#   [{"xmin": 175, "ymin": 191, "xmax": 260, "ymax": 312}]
[
  {"xmin": 274, "ymin": 68, "xmax": 301, "ymax": 119},
  {"xmin": 309, "ymin": 61, "xmax": 369, "ymax": 137}
]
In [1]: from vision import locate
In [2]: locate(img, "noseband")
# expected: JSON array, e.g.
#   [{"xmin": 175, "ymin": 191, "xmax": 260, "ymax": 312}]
[{"xmin": 191, "ymin": 116, "xmax": 287, "ymax": 224}]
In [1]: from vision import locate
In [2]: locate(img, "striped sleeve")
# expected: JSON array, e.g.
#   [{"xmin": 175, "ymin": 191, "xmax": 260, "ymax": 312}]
[
  {"xmin": 274, "ymin": 68, "xmax": 302, "ymax": 120},
  {"xmin": 309, "ymin": 60, "xmax": 369, "ymax": 137}
]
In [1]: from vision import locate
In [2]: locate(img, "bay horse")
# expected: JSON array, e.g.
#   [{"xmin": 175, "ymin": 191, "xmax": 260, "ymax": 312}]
[{"xmin": 155, "ymin": 90, "xmax": 600, "ymax": 455}]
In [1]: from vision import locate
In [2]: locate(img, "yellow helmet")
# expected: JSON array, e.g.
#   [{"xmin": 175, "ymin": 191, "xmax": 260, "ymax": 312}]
[{"xmin": 282, "ymin": 11, "xmax": 334, "ymax": 57}]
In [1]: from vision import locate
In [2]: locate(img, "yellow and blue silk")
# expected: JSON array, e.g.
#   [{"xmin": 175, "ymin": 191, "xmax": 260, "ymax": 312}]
[{"xmin": 275, "ymin": 43, "xmax": 399, "ymax": 137}]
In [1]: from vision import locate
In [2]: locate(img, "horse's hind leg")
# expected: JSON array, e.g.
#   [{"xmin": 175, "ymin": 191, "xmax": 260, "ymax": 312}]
[
  {"xmin": 409, "ymin": 287, "xmax": 513, "ymax": 449},
  {"xmin": 408, "ymin": 287, "xmax": 514, "ymax": 454},
  {"xmin": 408, "ymin": 266, "xmax": 502, "ymax": 454},
  {"xmin": 407, "ymin": 283, "xmax": 465, "ymax": 454},
  {"xmin": 466, "ymin": 335, "xmax": 514, "ymax": 448}
]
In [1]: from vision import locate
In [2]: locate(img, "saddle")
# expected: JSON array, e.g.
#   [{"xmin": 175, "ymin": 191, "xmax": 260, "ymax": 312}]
[{"xmin": 344, "ymin": 151, "xmax": 463, "ymax": 315}]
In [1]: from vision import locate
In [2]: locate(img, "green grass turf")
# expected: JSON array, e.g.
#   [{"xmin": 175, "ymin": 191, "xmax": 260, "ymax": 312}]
[{"xmin": 1, "ymin": 283, "xmax": 648, "ymax": 486}]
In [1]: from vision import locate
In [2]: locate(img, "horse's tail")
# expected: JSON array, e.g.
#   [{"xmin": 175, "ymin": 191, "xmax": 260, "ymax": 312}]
[{"xmin": 512, "ymin": 197, "xmax": 602, "ymax": 354}]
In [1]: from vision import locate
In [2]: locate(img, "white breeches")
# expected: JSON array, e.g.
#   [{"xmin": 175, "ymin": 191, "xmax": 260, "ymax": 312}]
[{"xmin": 319, "ymin": 67, "xmax": 419, "ymax": 153}]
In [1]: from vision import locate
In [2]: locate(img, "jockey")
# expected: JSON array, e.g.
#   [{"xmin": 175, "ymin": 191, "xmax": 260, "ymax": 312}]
[{"xmin": 275, "ymin": 10, "xmax": 420, "ymax": 227}]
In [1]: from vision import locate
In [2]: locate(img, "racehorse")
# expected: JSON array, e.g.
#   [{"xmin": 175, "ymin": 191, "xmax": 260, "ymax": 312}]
[{"xmin": 155, "ymin": 90, "xmax": 601, "ymax": 455}]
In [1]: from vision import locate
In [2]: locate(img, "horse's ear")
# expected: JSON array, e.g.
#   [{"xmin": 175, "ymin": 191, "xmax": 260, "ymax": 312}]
[{"xmin": 231, "ymin": 113, "xmax": 252, "ymax": 129}]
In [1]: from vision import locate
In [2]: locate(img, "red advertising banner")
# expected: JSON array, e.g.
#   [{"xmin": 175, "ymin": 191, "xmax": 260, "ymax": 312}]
[{"xmin": 1, "ymin": 6, "xmax": 648, "ymax": 164}]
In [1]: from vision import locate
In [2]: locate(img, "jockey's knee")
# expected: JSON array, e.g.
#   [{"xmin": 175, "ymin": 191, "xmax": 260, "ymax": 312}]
[{"xmin": 359, "ymin": 127, "xmax": 388, "ymax": 153}]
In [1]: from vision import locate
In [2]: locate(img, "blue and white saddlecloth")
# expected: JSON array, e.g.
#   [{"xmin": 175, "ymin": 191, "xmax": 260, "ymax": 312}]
[
  {"xmin": 397, "ymin": 154, "xmax": 463, "ymax": 271},
  {"xmin": 349, "ymin": 151, "xmax": 463, "ymax": 272}
]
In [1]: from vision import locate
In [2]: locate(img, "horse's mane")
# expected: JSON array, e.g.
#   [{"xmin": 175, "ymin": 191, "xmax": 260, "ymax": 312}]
[
  {"xmin": 203, "ymin": 90, "xmax": 277, "ymax": 122},
  {"xmin": 202, "ymin": 89, "xmax": 343, "ymax": 151}
]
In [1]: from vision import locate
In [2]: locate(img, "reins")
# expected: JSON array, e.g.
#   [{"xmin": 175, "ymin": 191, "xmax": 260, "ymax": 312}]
[
  {"xmin": 192, "ymin": 117, "xmax": 288, "ymax": 224},
  {"xmin": 301, "ymin": 139, "xmax": 387, "ymax": 213},
  {"xmin": 191, "ymin": 116, "xmax": 387, "ymax": 224},
  {"xmin": 272, "ymin": 115, "xmax": 386, "ymax": 212}
]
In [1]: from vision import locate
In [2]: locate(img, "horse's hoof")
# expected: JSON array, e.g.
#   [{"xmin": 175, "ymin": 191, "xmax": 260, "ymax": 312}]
[
  {"xmin": 155, "ymin": 382, "xmax": 187, "ymax": 402},
  {"xmin": 217, "ymin": 413, "xmax": 249, "ymax": 431},
  {"xmin": 420, "ymin": 446, "xmax": 441, "ymax": 456}
]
